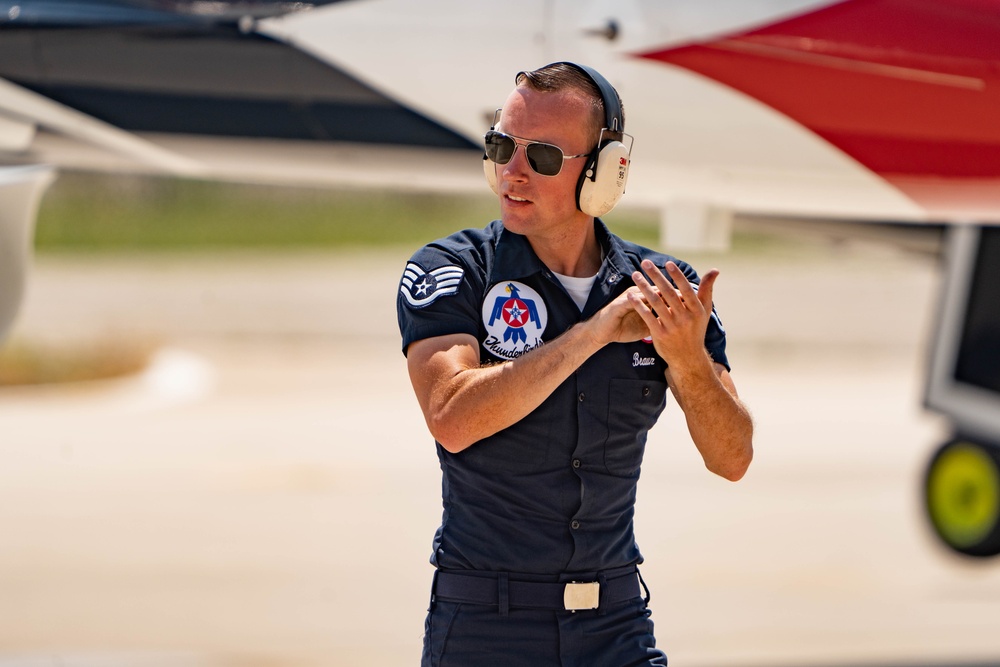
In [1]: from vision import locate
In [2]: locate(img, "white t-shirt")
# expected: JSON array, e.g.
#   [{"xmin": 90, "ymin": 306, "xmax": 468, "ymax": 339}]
[{"xmin": 552, "ymin": 271, "xmax": 598, "ymax": 311}]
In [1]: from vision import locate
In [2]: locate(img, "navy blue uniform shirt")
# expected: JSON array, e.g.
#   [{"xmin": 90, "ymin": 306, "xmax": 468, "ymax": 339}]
[{"xmin": 397, "ymin": 219, "xmax": 728, "ymax": 575}]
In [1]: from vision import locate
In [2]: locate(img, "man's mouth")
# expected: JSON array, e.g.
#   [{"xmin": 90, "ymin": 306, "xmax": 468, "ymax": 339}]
[{"xmin": 505, "ymin": 194, "xmax": 530, "ymax": 203}]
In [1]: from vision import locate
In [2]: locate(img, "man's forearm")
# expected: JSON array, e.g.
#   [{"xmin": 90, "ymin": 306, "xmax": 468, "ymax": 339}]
[
  {"xmin": 425, "ymin": 322, "xmax": 605, "ymax": 453},
  {"xmin": 666, "ymin": 359, "xmax": 754, "ymax": 481}
]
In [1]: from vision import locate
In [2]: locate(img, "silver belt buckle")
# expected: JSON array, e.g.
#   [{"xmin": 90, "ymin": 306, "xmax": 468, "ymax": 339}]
[{"xmin": 563, "ymin": 581, "xmax": 600, "ymax": 611}]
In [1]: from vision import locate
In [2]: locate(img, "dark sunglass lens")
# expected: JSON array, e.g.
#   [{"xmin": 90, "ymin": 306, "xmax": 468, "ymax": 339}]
[
  {"xmin": 525, "ymin": 143, "xmax": 564, "ymax": 176},
  {"xmin": 485, "ymin": 132, "xmax": 516, "ymax": 164}
]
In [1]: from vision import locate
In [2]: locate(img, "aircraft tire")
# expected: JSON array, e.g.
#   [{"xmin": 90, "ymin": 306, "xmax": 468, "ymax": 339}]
[{"xmin": 925, "ymin": 437, "xmax": 1000, "ymax": 558}]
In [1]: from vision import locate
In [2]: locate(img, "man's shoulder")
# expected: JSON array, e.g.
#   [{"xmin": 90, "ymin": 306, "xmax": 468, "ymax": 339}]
[
  {"xmin": 398, "ymin": 221, "xmax": 500, "ymax": 313},
  {"xmin": 614, "ymin": 236, "xmax": 669, "ymax": 261},
  {"xmin": 409, "ymin": 221, "xmax": 503, "ymax": 280},
  {"xmin": 421, "ymin": 220, "xmax": 502, "ymax": 254},
  {"xmin": 609, "ymin": 232, "xmax": 692, "ymax": 274}
]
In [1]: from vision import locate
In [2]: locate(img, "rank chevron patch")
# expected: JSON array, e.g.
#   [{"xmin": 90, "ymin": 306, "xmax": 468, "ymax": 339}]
[{"xmin": 400, "ymin": 262, "xmax": 465, "ymax": 308}]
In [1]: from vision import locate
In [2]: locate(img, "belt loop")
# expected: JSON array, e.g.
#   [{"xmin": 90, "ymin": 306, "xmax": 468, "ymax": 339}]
[
  {"xmin": 498, "ymin": 572, "xmax": 509, "ymax": 617},
  {"xmin": 597, "ymin": 571, "xmax": 609, "ymax": 616},
  {"xmin": 636, "ymin": 566, "xmax": 651, "ymax": 605}
]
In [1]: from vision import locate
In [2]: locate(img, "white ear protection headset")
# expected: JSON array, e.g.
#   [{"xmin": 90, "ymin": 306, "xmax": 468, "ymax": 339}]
[{"xmin": 483, "ymin": 61, "xmax": 632, "ymax": 217}]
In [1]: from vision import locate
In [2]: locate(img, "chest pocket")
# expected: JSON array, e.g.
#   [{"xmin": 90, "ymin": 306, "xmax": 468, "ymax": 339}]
[{"xmin": 604, "ymin": 378, "xmax": 668, "ymax": 476}]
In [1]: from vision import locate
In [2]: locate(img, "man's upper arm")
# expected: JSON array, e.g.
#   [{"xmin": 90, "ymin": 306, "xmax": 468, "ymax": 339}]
[
  {"xmin": 397, "ymin": 248, "xmax": 482, "ymax": 357},
  {"xmin": 406, "ymin": 333, "xmax": 481, "ymax": 422}
]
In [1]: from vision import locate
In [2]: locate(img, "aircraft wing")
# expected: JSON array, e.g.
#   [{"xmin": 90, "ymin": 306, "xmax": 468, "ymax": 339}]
[
  {"xmin": 258, "ymin": 0, "xmax": 998, "ymax": 229},
  {"xmin": 0, "ymin": 0, "xmax": 481, "ymax": 187},
  {"xmin": 3, "ymin": 0, "xmax": 999, "ymax": 225},
  {"xmin": 0, "ymin": 77, "xmax": 204, "ymax": 175}
]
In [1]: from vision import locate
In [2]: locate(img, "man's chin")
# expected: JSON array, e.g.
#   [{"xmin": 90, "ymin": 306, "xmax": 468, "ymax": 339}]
[{"xmin": 499, "ymin": 210, "xmax": 532, "ymax": 232}]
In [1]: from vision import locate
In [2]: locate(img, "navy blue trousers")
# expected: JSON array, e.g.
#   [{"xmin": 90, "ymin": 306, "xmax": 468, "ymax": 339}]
[{"xmin": 421, "ymin": 591, "xmax": 668, "ymax": 666}]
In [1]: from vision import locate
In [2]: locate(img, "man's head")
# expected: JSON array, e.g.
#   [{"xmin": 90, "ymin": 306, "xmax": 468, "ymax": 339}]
[{"xmin": 484, "ymin": 62, "xmax": 631, "ymax": 230}]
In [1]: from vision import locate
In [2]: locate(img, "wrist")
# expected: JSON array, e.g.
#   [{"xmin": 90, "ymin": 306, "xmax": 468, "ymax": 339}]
[
  {"xmin": 663, "ymin": 349, "xmax": 716, "ymax": 385},
  {"xmin": 572, "ymin": 317, "xmax": 609, "ymax": 355}
]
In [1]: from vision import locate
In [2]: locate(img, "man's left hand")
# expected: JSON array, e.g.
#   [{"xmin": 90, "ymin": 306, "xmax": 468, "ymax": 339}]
[{"xmin": 627, "ymin": 259, "xmax": 718, "ymax": 368}]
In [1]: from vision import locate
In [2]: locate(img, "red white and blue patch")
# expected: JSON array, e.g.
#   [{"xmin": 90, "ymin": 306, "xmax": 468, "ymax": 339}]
[
  {"xmin": 400, "ymin": 262, "xmax": 464, "ymax": 308},
  {"xmin": 481, "ymin": 281, "xmax": 548, "ymax": 360}
]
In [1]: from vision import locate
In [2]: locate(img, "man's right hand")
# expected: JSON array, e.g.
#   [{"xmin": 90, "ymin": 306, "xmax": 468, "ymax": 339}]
[{"xmin": 585, "ymin": 286, "xmax": 651, "ymax": 347}]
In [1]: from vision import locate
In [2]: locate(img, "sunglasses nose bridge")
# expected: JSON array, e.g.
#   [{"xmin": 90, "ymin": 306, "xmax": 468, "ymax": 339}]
[{"xmin": 499, "ymin": 140, "xmax": 532, "ymax": 178}]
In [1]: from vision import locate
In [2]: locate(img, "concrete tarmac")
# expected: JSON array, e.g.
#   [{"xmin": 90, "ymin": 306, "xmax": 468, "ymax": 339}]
[{"xmin": 3, "ymin": 231, "xmax": 1000, "ymax": 666}]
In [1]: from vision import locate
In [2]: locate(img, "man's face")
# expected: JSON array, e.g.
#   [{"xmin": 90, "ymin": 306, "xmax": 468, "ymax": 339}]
[{"xmin": 493, "ymin": 85, "xmax": 595, "ymax": 239}]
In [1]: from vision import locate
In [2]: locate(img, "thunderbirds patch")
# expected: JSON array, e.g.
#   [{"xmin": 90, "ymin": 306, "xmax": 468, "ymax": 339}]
[
  {"xmin": 481, "ymin": 281, "xmax": 547, "ymax": 359},
  {"xmin": 400, "ymin": 262, "xmax": 465, "ymax": 308}
]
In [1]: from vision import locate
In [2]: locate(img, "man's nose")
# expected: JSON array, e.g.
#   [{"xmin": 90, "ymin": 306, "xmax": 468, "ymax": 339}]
[{"xmin": 501, "ymin": 145, "xmax": 530, "ymax": 181}]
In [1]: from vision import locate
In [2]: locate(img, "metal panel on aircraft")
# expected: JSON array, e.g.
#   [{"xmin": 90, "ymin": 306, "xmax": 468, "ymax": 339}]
[{"xmin": 0, "ymin": 25, "xmax": 476, "ymax": 148}]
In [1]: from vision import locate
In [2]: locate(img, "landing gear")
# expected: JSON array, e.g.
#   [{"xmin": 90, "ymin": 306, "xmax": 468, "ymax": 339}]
[{"xmin": 925, "ymin": 437, "xmax": 1000, "ymax": 558}]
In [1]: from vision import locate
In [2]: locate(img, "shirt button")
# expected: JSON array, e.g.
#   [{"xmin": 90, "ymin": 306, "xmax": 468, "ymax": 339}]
[
  {"xmin": 571, "ymin": 520, "xmax": 581, "ymax": 530},
  {"xmin": 642, "ymin": 386, "xmax": 650, "ymax": 396},
  {"xmin": 578, "ymin": 393, "xmax": 585, "ymax": 402},
  {"xmin": 572, "ymin": 459, "xmax": 581, "ymax": 469}
]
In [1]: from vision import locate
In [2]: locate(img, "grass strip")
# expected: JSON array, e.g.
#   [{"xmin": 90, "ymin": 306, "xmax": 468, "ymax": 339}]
[{"xmin": 36, "ymin": 173, "xmax": 661, "ymax": 252}]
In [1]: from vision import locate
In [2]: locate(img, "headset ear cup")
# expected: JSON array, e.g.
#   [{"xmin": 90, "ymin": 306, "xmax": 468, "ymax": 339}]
[
  {"xmin": 577, "ymin": 141, "xmax": 630, "ymax": 217},
  {"xmin": 483, "ymin": 154, "xmax": 499, "ymax": 195}
]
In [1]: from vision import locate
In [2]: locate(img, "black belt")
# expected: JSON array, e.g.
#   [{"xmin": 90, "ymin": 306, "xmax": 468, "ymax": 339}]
[{"xmin": 433, "ymin": 565, "xmax": 646, "ymax": 614}]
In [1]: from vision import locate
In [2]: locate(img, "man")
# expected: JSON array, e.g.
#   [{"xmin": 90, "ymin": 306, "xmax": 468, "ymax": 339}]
[{"xmin": 396, "ymin": 62, "xmax": 753, "ymax": 666}]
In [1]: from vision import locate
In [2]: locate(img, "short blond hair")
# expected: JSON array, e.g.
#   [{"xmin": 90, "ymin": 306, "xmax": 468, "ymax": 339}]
[{"xmin": 515, "ymin": 62, "xmax": 624, "ymax": 146}]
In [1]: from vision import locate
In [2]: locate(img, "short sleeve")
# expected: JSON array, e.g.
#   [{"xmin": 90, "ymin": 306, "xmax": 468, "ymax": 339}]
[{"xmin": 396, "ymin": 243, "xmax": 484, "ymax": 356}]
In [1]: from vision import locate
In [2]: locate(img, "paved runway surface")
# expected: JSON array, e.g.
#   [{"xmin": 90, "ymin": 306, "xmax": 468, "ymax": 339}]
[{"xmin": 3, "ymin": 231, "xmax": 1000, "ymax": 666}]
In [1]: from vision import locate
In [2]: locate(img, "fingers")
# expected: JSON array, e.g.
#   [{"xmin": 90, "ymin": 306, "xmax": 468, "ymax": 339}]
[
  {"xmin": 666, "ymin": 262, "xmax": 700, "ymax": 306},
  {"xmin": 623, "ymin": 286, "xmax": 675, "ymax": 347},
  {"xmin": 629, "ymin": 271, "xmax": 660, "ymax": 315},
  {"xmin": 632, "ymin": 261, "xmax": 686, "ymax": 315},
  {"xmin": 626, "ymin": 289, "xmax": 660, "ymax": 329},
  {"xmin": 634, "ymin": 261, "xmax": 677, "ymax": 311},
  {"xmin": 628, "ymin": 262, "xmax": 721, "ymax": 366},
  {"xmin": 634, "ymin": 260, "xmax": 719, "ymax": 315}
]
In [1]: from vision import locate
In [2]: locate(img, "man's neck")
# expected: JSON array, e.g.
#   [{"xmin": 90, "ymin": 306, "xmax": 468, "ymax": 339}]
[{"xmin": 528, "ymin": 221, "xmax": 602, "ymax": 278}]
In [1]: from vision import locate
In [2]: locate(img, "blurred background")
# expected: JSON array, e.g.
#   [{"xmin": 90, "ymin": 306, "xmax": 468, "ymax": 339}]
[
  {"xmin": 4, "ymin": 0, "xmax": 1000, "ymax": 664},
  {"xmin": 3, "ymin": 172, "xmax": 999, "ymax": 666}
]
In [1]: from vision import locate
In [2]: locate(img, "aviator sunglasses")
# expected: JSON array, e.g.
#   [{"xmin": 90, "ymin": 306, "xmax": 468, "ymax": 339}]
[{"xmin": 484, "ymin": 130, "xmax": 591, "ymax": 177}]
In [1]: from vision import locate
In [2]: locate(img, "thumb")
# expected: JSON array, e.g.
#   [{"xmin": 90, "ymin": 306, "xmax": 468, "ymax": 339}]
[{"xmin": 696, "ymin": 268, "xmax": 719, "ymax": 312}]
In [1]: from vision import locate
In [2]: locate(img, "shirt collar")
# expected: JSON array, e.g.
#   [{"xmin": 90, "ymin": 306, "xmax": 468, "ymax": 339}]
[
  {"xmin": 489, "ymin": 223, "xmax": 548, "ymax": 284},
  {"xmin": 596, "ymin": 219, "xmax": 633, "ymax": 285},
  {"xmin": 489, "ymin": 219, "xmax": 632, "ymax": 286}
]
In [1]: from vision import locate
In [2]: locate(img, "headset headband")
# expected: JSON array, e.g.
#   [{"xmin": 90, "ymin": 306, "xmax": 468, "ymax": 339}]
[{"xmin": 520, "ymin": 61, "xmax": 624, "ymax": 135}]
